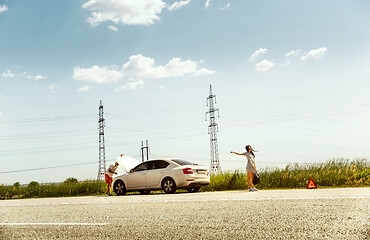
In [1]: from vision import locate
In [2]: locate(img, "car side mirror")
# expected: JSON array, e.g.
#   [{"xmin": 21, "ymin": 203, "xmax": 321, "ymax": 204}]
[{"xmin": 129, "ymin": 169, "xmax": 134, "ymax": 173}]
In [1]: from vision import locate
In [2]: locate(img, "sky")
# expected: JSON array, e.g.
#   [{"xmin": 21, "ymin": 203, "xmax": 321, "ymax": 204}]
[{"xmin": 0, "ymin": 0, "xmax": 370, "ymax": 184}]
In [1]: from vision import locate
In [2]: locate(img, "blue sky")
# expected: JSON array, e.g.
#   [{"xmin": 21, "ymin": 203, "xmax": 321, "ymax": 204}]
[{"xmin": 0, "ymin": 0, "xmax": 370, "ymax": 184}]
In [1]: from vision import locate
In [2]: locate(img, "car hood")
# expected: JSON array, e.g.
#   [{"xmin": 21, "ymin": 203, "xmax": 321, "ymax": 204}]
[{"xmin": 115, "ymin": 155, "xmax": 141, "ymax": 174}]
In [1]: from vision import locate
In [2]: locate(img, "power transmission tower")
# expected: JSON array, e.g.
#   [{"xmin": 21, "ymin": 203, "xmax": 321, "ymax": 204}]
[
  {"xmin": 205, "ymin": 85, "xmax": 221, "ymax": 174},
  {"xmin": 97, "ymin": 100, "xmax": 106, "ymax": 180},
  {"xmin": 140, "ymin": 140, "xmax": 150, "ymax": 162}
]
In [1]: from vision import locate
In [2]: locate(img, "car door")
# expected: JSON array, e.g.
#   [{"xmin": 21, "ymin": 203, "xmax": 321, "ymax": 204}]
[
  {"xmin": 145, "ymin": 160, "xmax": 169, "ymax": 188},
  {"xmin": 125, "ymin": 162, "xmax": 151, "ymax": 190}
]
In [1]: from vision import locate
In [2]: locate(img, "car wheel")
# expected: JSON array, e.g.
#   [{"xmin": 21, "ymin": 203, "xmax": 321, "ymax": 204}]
[
  {"xmin": 139, "ymin": 190, "xmax": 151, "ymax": 195},
  {"xmin": 162, "ymin": 178, "xmax": 177, "ymax": 194},
  {"xmin": 113, "ymin": 180, "xmax": 127, "ymax": 196},
  {"xmin": 187, "ymin": 187, "xmax": 201, "ymax": 193}
]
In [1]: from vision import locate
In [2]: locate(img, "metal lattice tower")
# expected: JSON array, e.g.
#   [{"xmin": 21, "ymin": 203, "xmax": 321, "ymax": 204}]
[
  {"xmin": 97, "ymin": 100, "xmax": 106, "ymax": 180},
  {"xmin": 205, "ymin": 85, "xmax": 221, "ymax": 174}
]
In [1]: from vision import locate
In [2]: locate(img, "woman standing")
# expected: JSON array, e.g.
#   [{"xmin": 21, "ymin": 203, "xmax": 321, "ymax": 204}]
[{"xmin": 230, "ymin": 145, "xmax": 258, "ymax": 192}]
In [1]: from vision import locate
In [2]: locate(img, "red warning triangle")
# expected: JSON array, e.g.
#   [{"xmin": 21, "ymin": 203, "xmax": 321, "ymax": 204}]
[{"xmin": 307, "ymin": 178, "xmax": 317, "ymax": 189}]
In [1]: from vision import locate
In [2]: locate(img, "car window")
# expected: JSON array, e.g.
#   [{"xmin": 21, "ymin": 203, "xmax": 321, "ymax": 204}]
[
  {"xmin": 152, "ymin": 160, "xmax": 169, "ymax": 170},
  {"xmin": 133, "ymin": 162, "xmax": 150, "ymax": 172},
  {"xmin": 171, "ymin": 159, "xmax": 198, "ymax": 166}
]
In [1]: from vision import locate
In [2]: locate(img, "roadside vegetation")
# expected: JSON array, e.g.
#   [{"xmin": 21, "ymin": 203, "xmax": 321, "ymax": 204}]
[
  {"xmin": 203, "ymin": 158, "xmax": 369, "ymax": 191},
  {"xmin": 0, "ymin": 158, "xmax": 368, "ymax": 200},
  {"xmin": 0, "ymin": 178, "xmax": 105, "ymax": 200}
]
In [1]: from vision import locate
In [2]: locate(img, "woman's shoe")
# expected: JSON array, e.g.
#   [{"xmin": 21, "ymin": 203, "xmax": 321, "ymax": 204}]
[
  {"xmin": 253, "ymin": 188, "xmax": 258, "ymax": 191},
  {"xmin": 249, "ymin": 188, "xmax": 255, "ymax": 192}
]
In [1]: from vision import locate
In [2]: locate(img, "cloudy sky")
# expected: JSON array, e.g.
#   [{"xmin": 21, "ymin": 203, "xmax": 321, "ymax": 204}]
[{"xmin": 0, "ymin": 0, "xmax": 369, "ymax": 184}]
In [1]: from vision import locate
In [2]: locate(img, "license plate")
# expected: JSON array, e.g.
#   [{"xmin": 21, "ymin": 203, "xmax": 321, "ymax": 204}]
[{"xmin": 197, "ymin": 170, "xmax": 206, "ymax": 174}]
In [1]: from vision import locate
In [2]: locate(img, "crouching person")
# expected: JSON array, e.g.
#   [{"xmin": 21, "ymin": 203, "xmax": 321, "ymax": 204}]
[{"xmin": 105, "ymin": 162, "xmax": 119, "ymax": 196}]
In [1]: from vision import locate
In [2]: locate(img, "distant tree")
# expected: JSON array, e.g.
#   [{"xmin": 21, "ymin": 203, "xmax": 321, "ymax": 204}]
[
  {"xmin": 28, "ymin": 181, "xmax": 40, "ymax": 188},
  {"xmin": 13, "ymin": 182, "xmax": 20, "ymax": 188},
  {"xmin": 64, "ymin": 177, "xmax": 78, "ymax": 184}
]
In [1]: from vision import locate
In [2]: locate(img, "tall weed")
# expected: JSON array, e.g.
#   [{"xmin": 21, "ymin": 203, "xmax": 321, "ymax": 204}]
[
  {"xmin": 203, "ymin": 158, "xmax": 369, "ymax": 191},
  {"xmin": 0, "ymin": 180, "xmax": 106, "ymax": 200}
]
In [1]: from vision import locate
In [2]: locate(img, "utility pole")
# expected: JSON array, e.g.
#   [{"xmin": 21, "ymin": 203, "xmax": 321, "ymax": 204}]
[
  {"xmin": 97, "ymin": 100, "xmax": 106, "ymax": 180},
  {"xmin": 140, "ymin": 140, "xmax": 150, "ymax": 162},
  {"xmin": 205, "ymin": 85, "xmax": 221, "ymax": 174}
]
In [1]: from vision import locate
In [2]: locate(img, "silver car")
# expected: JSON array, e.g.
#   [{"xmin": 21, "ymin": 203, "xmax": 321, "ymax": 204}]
[{"xmin": 112, "ymin": 159, "xmax": 210, "ymax": 195}]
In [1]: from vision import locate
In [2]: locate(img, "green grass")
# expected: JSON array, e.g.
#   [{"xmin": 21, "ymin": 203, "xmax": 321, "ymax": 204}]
[
  {"xmin": 203, "ymin": 158, "xmax": 370, "ymax": 191},
  {"xmin": 0, "ymin": 158, "xmax": 369, "ymax": 200},
  {"xmin": 0, "ymin": 178, "xmax": 106, "ymax": 200}
]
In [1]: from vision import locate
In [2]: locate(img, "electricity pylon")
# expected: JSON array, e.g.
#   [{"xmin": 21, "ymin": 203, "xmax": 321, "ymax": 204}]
[
  {"xmin": 205, "ymin": 85, "xmax": 221, "ymax": 174},
  {"xmin": 97, "ymin": 100, "xmax": 106, "ymax": 180}
]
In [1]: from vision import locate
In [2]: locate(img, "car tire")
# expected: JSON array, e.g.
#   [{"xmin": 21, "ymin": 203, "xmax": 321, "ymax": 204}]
[
  {"xmin": 113, "ymin": 180, "xmax": 127, "ymax": 196},
  {"xmin": 187, "ymin": 187, "xmax": 201, "ymax": 193},
  {"xmin": 139, "ymin": 190, "xmax": 151, "ymax": 195},
  {"xmin": 162, "ymin": 178, "xmax": 177, "ymax": 194}
]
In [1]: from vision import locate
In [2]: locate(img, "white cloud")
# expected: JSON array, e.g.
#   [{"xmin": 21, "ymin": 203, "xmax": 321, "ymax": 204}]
[
  {"xmin": 249, "ymin": 48, "xmax": 268, "ymax": 62},
  {"xmin": 1, "ymin": 70, "xmax": 15, "ymax": 78},
  {"xmin": 32, "ymin": 75, "xmax": 47, "ymax": 80},
  {"xmin": 301, "ymin": 47, "xmax": 327, "ymax": 60},
  {"xmin": 82, "ymin": 0, "xmax": 166, "ymax": 26},
  {"xmin": 107, "ymin": 25, "xmax": 118, "ymax": 31},
  {"xmin": 194, "ymin": 67, "xmax": 216, "ymax": 76},
  {"xmin": 219, "ymin": 3, "xmax": 230, "ymax": 10},
  {"xmin": 205, "ymin": 0, "xmax": 211, "ymax": 9},
  {"xmin": 255, "ymin": 59, "xmax": 274, "ymax": 72},
  {"xmin": 22, "ymin": 72, "xmax": 47, "ymax": 80},
  {"xmin": 0, "ymin": 112, "xmax": 2, "ymax": 117},
  {"xmin": 159, "ymin": 85, "xmax": 165, "ymax": 90},
  {"xmin": 1, "ymin": 70, "xmax": 47, "ymax": 80},
  {"xmin": 77, "ymin": 85, "xmax": 90, "ymax": 93},
  {"xmin": 285, "ymin": 49, "xmax": 301, "ymax": 57},
  {"xmin": 122, "ymin": 54, "xmax": 215, "ymax": 78},
  {"xmin": 0, "ymin": 5, "xmax": 8, "ymax": 14},
  {"xmin": 73, "ymin": 65, "xmax": 123, "ymax": 84},
  {"xmin": 168, "ymin": 0, "xmax": 191, "ymax": 11},
  {"xmin": 363, "ymin": 69, "xmax": 370, "ymax": 74},
  {"xmin": 43, "ymin": 84, "xmax": 59, "ymax": 94},
  {"xmin": 73, "ymin": 54, "xmax": 214, "ymax": 85},
  {"xmin": 283, "ymin": 60, "xmax": 290, "ymax": 66},
  {"xmin": 115, "ymin": 80, "xmax": 144, "ymax": 91}
]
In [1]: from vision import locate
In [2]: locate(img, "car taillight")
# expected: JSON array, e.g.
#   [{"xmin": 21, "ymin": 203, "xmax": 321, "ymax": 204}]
[{"xmin": 182, "ymin": 168, "xmax": 193, "ymax": 174}]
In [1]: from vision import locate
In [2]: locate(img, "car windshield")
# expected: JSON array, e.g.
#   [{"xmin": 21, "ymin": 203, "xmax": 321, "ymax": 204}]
[{"xmin": 171, "ymin": 159, "xmax": 198, "ymax": 166}]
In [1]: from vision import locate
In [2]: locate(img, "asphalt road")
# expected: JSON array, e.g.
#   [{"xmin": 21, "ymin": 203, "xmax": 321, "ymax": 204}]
[{"xmin": 0, "ymin": 188, "xmax": 369, "ymax": 239}]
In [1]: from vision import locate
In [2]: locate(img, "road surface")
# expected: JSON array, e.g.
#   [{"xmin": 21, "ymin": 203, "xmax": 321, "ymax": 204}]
[{"xmin": 0, "ymin": 188, "xmax": 369, "ymax": 239}]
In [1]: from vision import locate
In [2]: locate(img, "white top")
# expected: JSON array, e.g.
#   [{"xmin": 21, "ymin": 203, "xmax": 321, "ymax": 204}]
[
  {"xmin": 243, "ymin": 152, "xmax": 256, "ymax": 170},
  {"xmin": 105, "ymin": 164, "xmax": 118, "ymax": 177}
]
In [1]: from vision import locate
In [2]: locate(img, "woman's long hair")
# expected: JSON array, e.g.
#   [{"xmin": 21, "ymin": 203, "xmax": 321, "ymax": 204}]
[{"xmin": 245, "ymin": 145, "xmax": 255, "ymax": 157}]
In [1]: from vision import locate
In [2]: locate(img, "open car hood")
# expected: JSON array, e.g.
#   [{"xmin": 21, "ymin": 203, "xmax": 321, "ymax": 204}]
[{"xmin": 115, "ymin": 155, "xmax": 141, "ymax": 174}]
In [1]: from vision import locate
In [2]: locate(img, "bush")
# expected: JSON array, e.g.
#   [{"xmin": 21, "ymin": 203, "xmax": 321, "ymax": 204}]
[
  {"xmin": 203, "ymin": 171, "xmax": 248, "ymax": 191},
  {"xmin": 64, "ymin": 177, "xmax": 78, "ymax": 184},
  {"xmin": 0, "ymin": 179, "xmax": 106, "ymax": 200}
]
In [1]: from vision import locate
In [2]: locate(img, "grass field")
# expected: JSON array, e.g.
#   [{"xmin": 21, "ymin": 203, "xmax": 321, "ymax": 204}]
[
  {"xmin": 203, "ymin": 158, "xmax": 369, "ymax": 191},
  {"xmin": 0, "ymin": 178, "xmax": 106, "ymax": 200},
  {"xmin": 0, "ymin": 158, "xmax": 369, "ymax": 200}
]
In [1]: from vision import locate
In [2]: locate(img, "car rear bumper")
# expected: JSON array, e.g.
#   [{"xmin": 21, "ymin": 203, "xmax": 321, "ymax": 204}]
[{"xmin": 176, "ymin": 178, "xmax": 210, "ymax": 188}]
